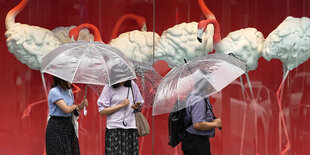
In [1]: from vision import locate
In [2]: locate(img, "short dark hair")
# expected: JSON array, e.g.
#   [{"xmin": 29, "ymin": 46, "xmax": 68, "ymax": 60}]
[
  {"xmin": 51, "ymin": 76, "xmax": 70, "ymax": 90},
  {"xmin": 112, "ymin": 80, "xmax": 131, "ymax": 88}
]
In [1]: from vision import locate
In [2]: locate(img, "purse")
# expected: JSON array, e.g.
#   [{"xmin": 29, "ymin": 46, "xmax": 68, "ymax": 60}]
[
  {"xmin": 128, "ymin": 85, "xmax": 150, "ymax": 137},
  {"xmin": 135, "ymin": 111, "xmax": 150, "ymax": 137},
  {"xmin": 71, "ymin": 113, "xmax": 79, "ymax": 138}
]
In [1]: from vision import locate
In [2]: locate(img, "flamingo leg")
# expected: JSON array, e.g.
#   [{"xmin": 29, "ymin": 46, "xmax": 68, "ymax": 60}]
[
  {"xmin": 276, "ymin": 70, "xmax": 291, "ymax": 155},
  {"xmin": 22, "ymin": 99, "xmax": 46, "ymax": 119},
  {"xmin": 22, "ymin": 73, "xmax": 49, "ymax": 119},
  {"xmin": 77, "ymin": 111, "xmax": 88, "ymax": 136},
  {"xmin": 244, "ymin": 73, "xmax": 259, "ymax": 155},
  {"xmin": 40, "ymin": 72, "xmax": 49, "ymax": 155},
  {"xmin": 278, "ymin": 71, "xmax": 286, "ymax": 153},
  {"xmin": 72, "ymin": 84, "xmax": 81, "ymax": 94},
  {"xmin": 239, "ymin": 76, "xmax": 251, "ymax": 155}
]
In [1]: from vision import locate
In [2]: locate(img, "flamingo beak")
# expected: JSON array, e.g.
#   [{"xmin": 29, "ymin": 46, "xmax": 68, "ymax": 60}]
[
  {"xmin": 197, "ymin": 37, "xmax": 202, "ymax": 43},
  {"xmin": 141, "ymin": 23, "xmax": 147, "ymax": 31},
  {"xmin": 197, "ymin": 28, "xmax": 204, "ymax": 43}
]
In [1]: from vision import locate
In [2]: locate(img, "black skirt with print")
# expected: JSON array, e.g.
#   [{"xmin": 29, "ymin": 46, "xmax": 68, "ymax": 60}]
[
  {"xmin": 45, "ymin": 116, "xmax": 80, "ymax": 155},
  {"xmin": 105, "ymin": 128, "xmax": 139, "ymax": 155}
]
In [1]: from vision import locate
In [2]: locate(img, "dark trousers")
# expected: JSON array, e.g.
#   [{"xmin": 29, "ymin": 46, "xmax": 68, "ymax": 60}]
[{"xmin": 182, "ymin": 131, "xmax": 211, "ymax": 155}]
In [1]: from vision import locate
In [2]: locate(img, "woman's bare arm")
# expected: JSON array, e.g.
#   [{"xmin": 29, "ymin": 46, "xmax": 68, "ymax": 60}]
[
  {"xmin": 55, "ymin": 100, "xmax": 77, "ymax": 114},
  {"xmin": 100, "ymin": 99, "xmax": 129, "ymax": 116}
]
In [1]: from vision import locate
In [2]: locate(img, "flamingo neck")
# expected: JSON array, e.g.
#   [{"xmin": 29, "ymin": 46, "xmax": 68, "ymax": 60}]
[
  {"xmin": 69, "ymin": 23, "xmax": 103, "ymax": 42},
  {"xmin": 5, "ymin": 0, "xmax": 29, "ymax": 29},
  {"xmin": 197, "ymin": 0, "xmax": 216, "ymax": 19},
  {"xmin": 198, "ymin": 19, "xmax": 221, "ymax": 44},
  {"xmin": 110, "ymin": 14, "xmax": 146, "ymax": 41}
]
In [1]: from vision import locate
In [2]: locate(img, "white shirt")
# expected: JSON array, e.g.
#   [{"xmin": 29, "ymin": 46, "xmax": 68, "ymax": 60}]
[{"xmin": 97, "ymin": 81, "xmax": 144, "ymax": 129}]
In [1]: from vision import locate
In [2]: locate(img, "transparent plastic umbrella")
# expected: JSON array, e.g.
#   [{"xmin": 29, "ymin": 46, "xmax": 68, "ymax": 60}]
[
  {"xmin": 89, "ymin": 59, "xmax": 162, "ymax": 109},
  {"xmin": 152, "ymin": 53, "xmax": 247, "ymax": 116},
  {"xmin": 41, "ymin": 40, "xmax": 136, "ymax": 86},
  {"xmin": 131, "ymin": 60, "xmax": 162, "ymax": 108}
]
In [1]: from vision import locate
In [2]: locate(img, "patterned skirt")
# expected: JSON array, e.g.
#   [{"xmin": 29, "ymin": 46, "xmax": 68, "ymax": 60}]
[
  {"xmin": 46, "ymin": 116, "xmax": 80, "ymax": 155},
  {"xmin": 105, "ymin": 128, "xmax": 139, "ymax": 155}
]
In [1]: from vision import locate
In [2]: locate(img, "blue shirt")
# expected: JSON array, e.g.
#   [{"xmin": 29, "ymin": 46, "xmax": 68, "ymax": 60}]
[
  {"xmin": 48, "ymin": 86, "xmax": 74, "ymax": 117},
  {"xmin": 185, "ymin": 96, "xmax": 215, "ymax": 137}
]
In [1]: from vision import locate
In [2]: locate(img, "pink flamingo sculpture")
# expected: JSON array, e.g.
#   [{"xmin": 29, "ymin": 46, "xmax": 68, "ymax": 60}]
[
  {"xmin": 5, "ymin": 0, "xmax": 92, "ymax": 108},
  {"xmin": 109, "ymin": 14, "xmax": 168, "ymax": 77},
  {"xmin": 5, "ymin": 0, "xmax": 93, "ymax": 120},
  {"xmin": 109, "ymin": 15, "xmax": 160, "ymax": 64},
  {"xmin": 52, "ymin": 26, "xmax": 94, "ymax": 44},
  {"xmin": 154, "ymin": 21, "xmax": 214, "ymax": 68},
  {"xmin": 262, "ymin": 16, "xmax": 310, "ymax": 155},
  {"xmin": 197, "ymin": 0, "xmax": 216, "ymax": 20},
  {"xmin": 196, "ymin": 1, "xmax": 266, "ymax": 154},
  {"xmin": 110, "ymin": 13, "xmax": 147, "ymax": 41},
  {"xmin": 5, "ymin": 0, "xmax": 60, "ymax": 70},
  {"xmin": 69, "ymin": 23, "xmax": 103, "ymax": 42}
]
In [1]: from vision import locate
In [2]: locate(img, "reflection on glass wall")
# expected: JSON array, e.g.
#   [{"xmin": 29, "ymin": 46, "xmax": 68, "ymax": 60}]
[{"xmin": 1, "ymin": 0, "xmax": 310, "ymax": 154}]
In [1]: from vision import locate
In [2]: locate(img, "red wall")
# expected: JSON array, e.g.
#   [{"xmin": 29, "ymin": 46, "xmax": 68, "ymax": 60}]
[{"xmin": 1, "ymin": 0, "xmax": 310, "ymax": 154}]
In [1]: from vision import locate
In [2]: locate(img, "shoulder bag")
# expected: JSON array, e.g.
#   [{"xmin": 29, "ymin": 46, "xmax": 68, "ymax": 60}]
[{"xmin": 129, "ymin": 86, "xmax": 150, "ymax": 137}]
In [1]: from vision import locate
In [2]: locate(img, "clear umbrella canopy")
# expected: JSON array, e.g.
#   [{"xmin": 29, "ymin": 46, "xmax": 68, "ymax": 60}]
[
  {"xmin": 89, "ymin": 59, "xmax": 162, "ymax": 109},
  {"xmin": 41, "ymin": 40, "xmax": 136, "ymax": 86},
  {"xmin": 152, "ymin": 53, "xmax": 247, "ymax": 116},
  {"xmin": 131, "ymin": 60, "xmax": 162, "ymax": 108}
]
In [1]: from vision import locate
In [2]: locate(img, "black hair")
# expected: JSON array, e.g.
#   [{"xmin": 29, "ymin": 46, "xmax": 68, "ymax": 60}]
[
  {"xmin": 51, "ymin": 76, "xmax": 71, "ymax": 90},
  {"xmin": 112, "ymin": 80, "xmax": 132, "ymax": 88}
]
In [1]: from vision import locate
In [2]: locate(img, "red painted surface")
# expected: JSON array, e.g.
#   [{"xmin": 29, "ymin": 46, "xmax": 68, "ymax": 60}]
[{"xmin": 0, "ymin": 0, "xmax": 310, "ymax": 154}]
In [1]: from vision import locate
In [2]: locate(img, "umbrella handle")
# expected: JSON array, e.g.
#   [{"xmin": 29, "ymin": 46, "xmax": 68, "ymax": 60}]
[
  {"xmin": 83, "ymin": 107, "xmax": 87, "ymax": 116},
  {"xmin": 213, "ymin": 116, "xmax": 222, "ymax": 130},
  {"xmin": 83, "ymin": 85, "xmax": 88, "ymax": 116}
]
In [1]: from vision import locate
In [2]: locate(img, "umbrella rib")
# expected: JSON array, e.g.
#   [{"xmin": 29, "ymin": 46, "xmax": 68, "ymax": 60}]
[
  {"xmin": 176, "ymin": 64, "xmax": 187, "ymax": 110},
  {"xmin": 93, "ymin": 45, "xmax": 110, "ymax": 85},
  {"xmin": 70, "ymin": 44, "xmax": 92, "ymax": 83},
  {"xmin": 42, "ymin": 44, "xmax": 89, "ymax": 72},
  {"xmin": 96, "ymin": 45, "xmax": 137, "ymax": 79}
]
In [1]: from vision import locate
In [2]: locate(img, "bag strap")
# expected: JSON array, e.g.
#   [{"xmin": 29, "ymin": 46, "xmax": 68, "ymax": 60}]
[
  {"xmin": 204, "ymin": 98, "xmax": 216, "ymax": 119},
  {"xmin": 184, "ymin": 109, "xmax": 192, "ymax": 129},
  {"xmin": 204, "ymin": 98, "xmax": 221, "ymax": 130},
  {"xmin": 130, "ymin": 85, "xmax": 135, "ymax": 104}
]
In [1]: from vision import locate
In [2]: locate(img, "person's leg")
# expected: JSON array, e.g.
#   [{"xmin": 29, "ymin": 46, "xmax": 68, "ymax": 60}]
[
  {"xmin": 105, "ymin": 128, "xmax": 112, "ymax": 155},
  {"xmin": 182, "ymin": 132, "xmax": 195, "ymax": 155},
  {"xmin": 182, "ymin": 132, "xmax": 210, "ymax": 155},
  {"xmin": 123, "ymin": 129, "xmax": 139, "ymax": 155},
  {"xmin": 46, "ymin": 117, "xmax": 80, "ymax": 155},
  {"xmin": 197, "ymin": 135, "xmax": 210, "ymax": 155}
]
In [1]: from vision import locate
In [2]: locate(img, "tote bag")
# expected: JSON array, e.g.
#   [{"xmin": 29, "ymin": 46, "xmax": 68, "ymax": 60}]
[
  {"xmin": 128, "ymin": 86, "xmax": 150, "ymax": 137},
  {"xmin": 135, "ymin": 111, "xmax": 150, "ymax": 137}
]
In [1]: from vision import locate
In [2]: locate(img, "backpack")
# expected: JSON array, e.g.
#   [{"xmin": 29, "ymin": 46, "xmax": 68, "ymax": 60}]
[
  {"xmin": 168, "ymin": 107, "xmax": 191, "ymax": 148},
  {"xmin": 168, "ymin": 98, "xmax": 217, "ymax": 147}
]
